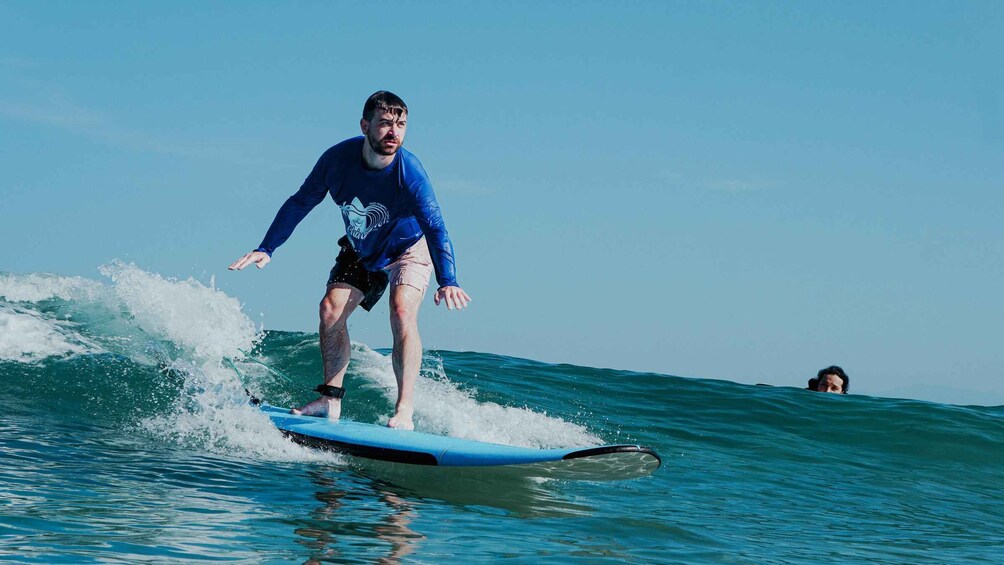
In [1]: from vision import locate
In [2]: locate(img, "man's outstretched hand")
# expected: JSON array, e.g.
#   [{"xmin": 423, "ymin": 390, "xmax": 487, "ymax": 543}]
[
  {"xmin": 229, "ymin": 251, "xmax": 271, "ymax": 271},
  {"xmin": 434, "ymin": 286, "xmax": 471, "ymax": 310}
]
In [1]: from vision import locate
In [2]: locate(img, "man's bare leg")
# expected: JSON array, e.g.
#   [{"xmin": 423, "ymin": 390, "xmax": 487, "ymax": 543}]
[
  {"xmin": 387, "ymin": 284, "xmax": 424, "ymax": 430},
  {"xmin": 292, "ymin": 283, "xmax": 364, "ymax": 419}
]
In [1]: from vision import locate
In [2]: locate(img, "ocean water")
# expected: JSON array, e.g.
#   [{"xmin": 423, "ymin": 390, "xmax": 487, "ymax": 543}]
[{"xmin": 1, "ymin": 264, "xmax": 1003, "ymax": 563}]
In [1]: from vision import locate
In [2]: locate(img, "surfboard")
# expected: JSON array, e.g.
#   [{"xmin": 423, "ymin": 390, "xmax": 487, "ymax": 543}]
[{"xmin": 261, "ymin": 405, "xmax": 661, "ymax": 480}]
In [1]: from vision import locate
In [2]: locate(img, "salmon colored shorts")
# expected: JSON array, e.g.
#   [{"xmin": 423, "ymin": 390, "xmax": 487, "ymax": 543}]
[
  {"xmin": 384, "ymin": 236, "xmax": 434, "ymax": 293},
  {"xmin": 326, "ymin": 236, "xmax": 433, "ymax": 311}
]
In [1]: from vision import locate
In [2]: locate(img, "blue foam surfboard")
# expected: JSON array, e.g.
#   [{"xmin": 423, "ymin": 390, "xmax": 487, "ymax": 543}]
[{"xmin": 260, "ymin": 405, "xmax": 661, "ymax": 479}]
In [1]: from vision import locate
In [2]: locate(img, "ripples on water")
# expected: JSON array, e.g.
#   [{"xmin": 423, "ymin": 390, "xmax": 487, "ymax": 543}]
[{"xmin": 2, "ymin": 267, "xmax": 1003, "ymax": 563}]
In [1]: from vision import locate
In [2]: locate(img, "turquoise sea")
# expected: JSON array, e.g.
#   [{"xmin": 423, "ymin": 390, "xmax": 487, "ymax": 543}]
[{"xmin": 2, "ymin": 265, "xmax": 1003, "ymax": 563}]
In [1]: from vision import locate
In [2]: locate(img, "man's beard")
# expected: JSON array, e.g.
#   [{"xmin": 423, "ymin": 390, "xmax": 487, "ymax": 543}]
[{"xmin": 367, "ymin": 131, "xmax": 399, "ymax": 156}]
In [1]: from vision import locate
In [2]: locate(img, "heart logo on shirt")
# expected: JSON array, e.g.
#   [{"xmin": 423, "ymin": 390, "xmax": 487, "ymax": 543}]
[{"xmin": 341, "ymin": 197, "xmax": 390, "ymax": 240}]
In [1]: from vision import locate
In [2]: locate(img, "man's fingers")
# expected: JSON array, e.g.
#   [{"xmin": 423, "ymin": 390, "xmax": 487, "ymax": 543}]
[
  {"xmin": 229, "ymin": 251, "xmax": 268, "ymax": 271},
  {"xmin": 228, "ymin": 253, "xmax": 251, "ymax": 270},
  {"xmin": 434, "ymin": 287, "xmax": 472, "ymax": 310}
]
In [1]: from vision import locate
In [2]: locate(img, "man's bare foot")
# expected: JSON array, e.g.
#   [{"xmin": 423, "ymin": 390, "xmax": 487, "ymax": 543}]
[
  {"xmin": 387, "ymin": 405, "xmax": 414, "ymax": 430},
  {"xmin": 291, "ymin": 396, "xmax": 341, "ymax": 420}
]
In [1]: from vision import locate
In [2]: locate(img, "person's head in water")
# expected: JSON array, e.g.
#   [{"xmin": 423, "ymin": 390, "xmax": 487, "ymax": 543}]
[
  {"xmin": 808, "ymin": 365, "xmax": 849, "ymax": 394},
  {"xmin": 361, "ymin": 91, "xmax": 408, "ymax": 157}
]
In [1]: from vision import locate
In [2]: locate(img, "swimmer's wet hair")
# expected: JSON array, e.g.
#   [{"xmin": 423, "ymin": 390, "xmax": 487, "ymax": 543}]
[
  {"xmin": 816, "ymin": 365, "xmax": 849, "ymax": 393},
  {"xmin": 363, "ymin": 91, "xmax": 408, "ymax": 121}
]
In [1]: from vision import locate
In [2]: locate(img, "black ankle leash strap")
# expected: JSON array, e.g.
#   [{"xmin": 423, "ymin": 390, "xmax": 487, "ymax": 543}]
[{"xmin": 314, "ymin": 384, "xmax": 346, "ymax": 399}]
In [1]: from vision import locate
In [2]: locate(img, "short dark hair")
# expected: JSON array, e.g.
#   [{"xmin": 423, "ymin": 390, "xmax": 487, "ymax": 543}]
[
  {"xmin": 816, "ymin": 365, "xmax": 849, "ymax": 393},
  {"xmin": 363, "ymin": 91, "xmax": 408, "ymax": 121}
]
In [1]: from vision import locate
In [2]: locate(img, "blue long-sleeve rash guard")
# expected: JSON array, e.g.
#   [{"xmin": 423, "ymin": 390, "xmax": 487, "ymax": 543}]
[{"xmin": 256, "ymin": 137, "xmax": 459, "ymax": 288}]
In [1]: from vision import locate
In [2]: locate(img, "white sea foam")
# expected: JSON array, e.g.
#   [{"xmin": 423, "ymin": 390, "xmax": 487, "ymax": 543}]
[
  {"xmin": 0, "ymin": 304, "xmax": 101, "ymax": 362},
  {"xmin": 138, "ymin": 384, "xmax": 339, "ymax": 464},
  {"xmin": 0, "ymin": 272, "xmax": 104, "ymax": 303},
  {"xmin": 350, "ymin": 344, "xmax": 601, "ymax": 449},
  {"xmin": 99, "ymin": 261, "xmax": 259, "ymax": 365},
  {"xmin": 91, "ymin": 262, "xmax": 333, "ymax": 462}
]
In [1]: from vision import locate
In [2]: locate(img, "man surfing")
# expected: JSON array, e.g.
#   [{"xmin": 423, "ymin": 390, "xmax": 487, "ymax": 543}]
[{"xmin": 229, "ymin": 91, "xmax": 471, "ymax": 430}]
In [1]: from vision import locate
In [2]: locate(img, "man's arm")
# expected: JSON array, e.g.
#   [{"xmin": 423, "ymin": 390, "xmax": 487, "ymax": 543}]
[
  {"xmin": 254, "ymin": 181, "xmax": 328, "ymax": 256},
  {"xmin": 229, "ymin": 153, "xmax": 331, "ymax": 271},
  {"xmin": 407, "ymin": 180, "xmax": 471, "ymax": 310}
]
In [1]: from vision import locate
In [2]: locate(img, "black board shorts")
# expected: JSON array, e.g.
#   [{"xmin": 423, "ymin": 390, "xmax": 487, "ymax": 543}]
[{"xmin": 326, "ymin": 236, "xmax": 388, "ymax": 311}]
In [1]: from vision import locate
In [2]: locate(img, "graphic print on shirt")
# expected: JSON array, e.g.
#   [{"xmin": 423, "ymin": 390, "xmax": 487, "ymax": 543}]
[{"xmin": 341, "ymin": 197, "xmax": 390, "ymax": 240}]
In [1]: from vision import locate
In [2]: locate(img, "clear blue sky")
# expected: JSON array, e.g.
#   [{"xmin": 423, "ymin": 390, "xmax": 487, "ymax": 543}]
[{"xmin": 2, "ymin": 2, "xmax": 1002, "ymax": 404}]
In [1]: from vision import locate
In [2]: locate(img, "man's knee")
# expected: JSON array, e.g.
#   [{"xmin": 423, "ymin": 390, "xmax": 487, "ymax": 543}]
[
  {"xmin": 389, "ymin": 290, "xmax": 420, "ymax": 328},
  {"xmin": 389, "ymin": 303, "xmax": 412, "ymax": 325},
  {"xmin": 320, "ymin": 294, "xmax": 351, "ymax": 327}
]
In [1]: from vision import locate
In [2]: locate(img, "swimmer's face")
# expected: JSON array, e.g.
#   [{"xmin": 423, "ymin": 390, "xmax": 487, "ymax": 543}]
[{"xmin": 816, "ymin": 374, "xmax": 845, "ymax": 394}]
